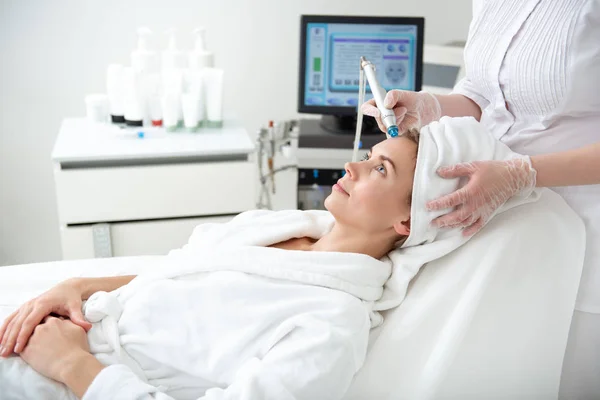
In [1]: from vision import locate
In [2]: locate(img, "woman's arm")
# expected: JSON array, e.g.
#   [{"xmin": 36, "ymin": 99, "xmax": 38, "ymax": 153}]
[
  {"xmin": 19, "ymin": 316, "xmax": 105, "ymax": 399},
  {"xmin": 70, "ymin": 275, "xmax": 137, "ymax": 300},
  {"xmin": 426, "ymin": 141, "xmax": 600, "ymax": 236},
  {"xmin": 439, "ymin": 75, "xmax": 489, "ymax": 121},
  {"xmin": 61, "ymin": 352, "xmax": 106, "ymax": 399},
  {"xmin": 361, "ymin": 88, "xmax": 483, "ymax": 133},
  {"xmin": 531, "ymin": 142, "xmax": 600, "ymax": 187},
  {"xmin": 435, "ymin": 93, "xmax": 483, "ymax": 121}
]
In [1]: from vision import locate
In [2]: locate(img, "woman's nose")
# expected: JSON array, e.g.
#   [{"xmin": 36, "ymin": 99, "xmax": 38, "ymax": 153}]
[{"xmin": 344, "ymin": 162, "xmax": 357, "ymax": 179}]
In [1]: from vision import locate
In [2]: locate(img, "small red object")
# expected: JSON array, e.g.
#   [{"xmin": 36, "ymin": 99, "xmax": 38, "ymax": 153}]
[{"xmin": 151, "ymin": 119, "xmax": 163, "ymax": 127}]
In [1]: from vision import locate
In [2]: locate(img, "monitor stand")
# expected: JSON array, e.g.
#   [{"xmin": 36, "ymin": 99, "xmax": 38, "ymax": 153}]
[{"xmin": 319, "ymin": 115, "xmax": 381, "ymax": 135}]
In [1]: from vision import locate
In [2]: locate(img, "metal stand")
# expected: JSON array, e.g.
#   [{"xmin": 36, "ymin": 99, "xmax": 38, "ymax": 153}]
[{"xmin": 255, "ymin": 120, "xmax": 299, "ymax": 210}]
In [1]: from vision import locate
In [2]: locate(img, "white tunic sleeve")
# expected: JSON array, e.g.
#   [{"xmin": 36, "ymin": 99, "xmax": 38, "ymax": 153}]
[
  {"xmin": 452, "ymin": 77, "xmax": 490, "ymax": 112},
  {"xmin": 449, "ymin": 0, "xmax": 494, "ymax": 112},
  {"xmin": 83, "ymin": 311, "xmax": 370, "ymax": 400}
]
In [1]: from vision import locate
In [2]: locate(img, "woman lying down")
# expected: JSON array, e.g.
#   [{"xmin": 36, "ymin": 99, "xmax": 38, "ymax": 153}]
[{"xmin": 0, "ymin": 117, "xmax": 538, "ymax": 400}]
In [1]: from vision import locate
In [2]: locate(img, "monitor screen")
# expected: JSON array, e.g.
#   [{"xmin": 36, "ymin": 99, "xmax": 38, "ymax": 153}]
[{"xmin": 298, "ymin": 15, "xmax": 424, "ymax": 116}]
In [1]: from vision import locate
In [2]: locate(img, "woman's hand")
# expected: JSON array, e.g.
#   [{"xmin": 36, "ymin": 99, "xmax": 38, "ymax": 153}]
[
  {"xmin": 361, "ymin": 90, "xmax": 442, "ymax": 133},
  {"xmin": 0, "ymin": 279, "xmax": 92, "ymax": 357},
  {"xmin": 426, "ymin": 158, "xmax": 537, "ymax": 236},
  {"xmin": 20, "ymin": 316, "xmax": 103, "ymax": 389}
]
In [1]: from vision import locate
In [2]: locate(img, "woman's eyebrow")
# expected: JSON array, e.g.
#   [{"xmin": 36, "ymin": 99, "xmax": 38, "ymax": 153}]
[
  {"xmin": 380, "ymin": 155, "xmax": 396, "ymax": 173},
  {"xmin": 369, "ymin": 148, "xmax": 396, "ymax": 173}
]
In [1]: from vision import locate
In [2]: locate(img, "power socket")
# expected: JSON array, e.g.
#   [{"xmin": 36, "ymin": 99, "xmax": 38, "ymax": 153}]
[{"xmin": 92, "ymin": 223, "xmax": 113, "ymax": 258}]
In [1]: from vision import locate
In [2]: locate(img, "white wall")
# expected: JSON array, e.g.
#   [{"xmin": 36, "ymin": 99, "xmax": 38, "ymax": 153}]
[{"xmin": 0, "ymin": 0, "xmax": 472, "ymax": 266}]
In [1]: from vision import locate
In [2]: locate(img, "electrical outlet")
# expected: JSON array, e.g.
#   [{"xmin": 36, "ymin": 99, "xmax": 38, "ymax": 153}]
[{"xmin": 92, "ymin": 223, "xmax": 113, "ymax": 258}]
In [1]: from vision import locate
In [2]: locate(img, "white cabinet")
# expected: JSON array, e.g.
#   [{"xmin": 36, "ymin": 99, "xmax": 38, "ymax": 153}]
[
  {"xmin": 52, "ymin": 118, "xmax": 256, "ymax": 260},
  {"xmin": 58, "ymin": 216, "xmax": 233, "ymax": 259}
]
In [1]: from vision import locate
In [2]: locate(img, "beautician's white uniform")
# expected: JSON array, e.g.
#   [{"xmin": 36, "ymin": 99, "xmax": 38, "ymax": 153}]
[{"xmin": 453, "ymin": 0, "xmax": 600, "ymax": 398}]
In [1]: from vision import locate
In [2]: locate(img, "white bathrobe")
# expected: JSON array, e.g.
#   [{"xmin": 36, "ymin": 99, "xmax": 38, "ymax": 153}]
[
  {"xmin": 0, "ymin": 209, "xmax": 393, "ymax": 400},
  {"xmin": 82, "ymin": 210, "xmax": 395, "ymax": 400}
]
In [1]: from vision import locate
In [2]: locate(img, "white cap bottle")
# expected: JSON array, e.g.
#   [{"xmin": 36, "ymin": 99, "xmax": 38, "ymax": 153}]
[
  {"xmin": 162, "ymin": 28, "xmax": 187, "ymax": 71},
  {"xmin": 131, "ymin": 27, "xmax": 159, "ymax": 73},
  {"xmin": 189, "ymin": 27, "xmax": 214, "ymax": 70},
  {"xmin": 106, "ymin": 64, "xmax": 125, "ymax": 123},
  {"xmin": 122, "ymin": 67, "xmax": 145, "ymax": 126}
]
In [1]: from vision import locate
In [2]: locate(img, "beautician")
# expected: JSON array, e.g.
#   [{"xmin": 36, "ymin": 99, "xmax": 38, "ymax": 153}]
[{"xmin": 363, "ymin": 1, "xmax": 600, "ymax": 398}]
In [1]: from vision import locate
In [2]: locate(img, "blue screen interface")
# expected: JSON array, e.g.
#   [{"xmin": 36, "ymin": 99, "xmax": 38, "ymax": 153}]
[{"xmin": 304, "ymin": 22, "xmax": 418, "ymax": 108}]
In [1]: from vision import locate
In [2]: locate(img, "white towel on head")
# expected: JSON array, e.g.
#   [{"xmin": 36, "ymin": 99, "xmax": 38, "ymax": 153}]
[{"xmin": 375, "ymin": 116, "xmax": 541, "ymax": 311}]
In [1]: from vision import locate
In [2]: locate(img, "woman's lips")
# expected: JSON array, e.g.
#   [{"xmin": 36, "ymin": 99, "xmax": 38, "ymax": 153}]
[{"xmin": 333, "ymin": 181, "xmax": 349, "ymax": 195}]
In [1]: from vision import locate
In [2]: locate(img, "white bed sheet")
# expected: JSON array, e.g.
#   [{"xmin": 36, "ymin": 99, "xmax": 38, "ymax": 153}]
[
  {"xmin": 0, "ymin": 256, "xmax": 163, "ymax": 321},
  {"xmin": 345, "ymin": 188, "xmax": 585, "ymax": 400},
  {"xmin": 0, "ymin": 190, "xmax": 585, "ymax": 400}
]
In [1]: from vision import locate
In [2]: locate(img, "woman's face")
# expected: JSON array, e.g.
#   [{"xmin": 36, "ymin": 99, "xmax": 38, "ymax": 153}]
[{"xmin": 324, "ymin": 136, "xmax": 417, "ymax": 236}]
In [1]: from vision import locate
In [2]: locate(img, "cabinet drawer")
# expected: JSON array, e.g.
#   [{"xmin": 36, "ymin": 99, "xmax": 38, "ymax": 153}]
[
  {"xmin": 60, "ymin": 215, "xmax": 234, "ymax": 260},
  {"xmin": 54, "ymin": 161, "xmax": 256, "ymax": 224}
]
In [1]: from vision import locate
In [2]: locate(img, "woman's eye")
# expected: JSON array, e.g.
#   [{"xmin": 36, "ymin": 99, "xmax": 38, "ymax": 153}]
[{"xmin": 362, "ymin": 153, "xmax": 385, "ymax": 174}]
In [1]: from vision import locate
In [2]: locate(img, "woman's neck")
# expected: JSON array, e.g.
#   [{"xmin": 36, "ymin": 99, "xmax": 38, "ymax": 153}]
[{"xmin": 310, "ymin": 223, "xmax": 398, "ymax": 259}]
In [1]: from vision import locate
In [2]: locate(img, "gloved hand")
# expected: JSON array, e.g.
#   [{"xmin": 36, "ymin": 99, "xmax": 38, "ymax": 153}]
[
  {"xmin": 361, "ymin": 90, "xmax": 442, "ymax": 133},
  {"xmin": 426, "ymin": 157, "xmax": 537, "ymax": 236}
]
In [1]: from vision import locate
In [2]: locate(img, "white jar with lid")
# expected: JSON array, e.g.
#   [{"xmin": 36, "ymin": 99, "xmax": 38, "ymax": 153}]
[{"xmin": 85, "ymin": 94, "xmax": 110, "ymax": 123}]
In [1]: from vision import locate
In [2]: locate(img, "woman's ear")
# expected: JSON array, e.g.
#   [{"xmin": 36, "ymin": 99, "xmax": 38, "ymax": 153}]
[{"xmin": 393, "ymin": 218, "xmax": 411, "ymax": 237}]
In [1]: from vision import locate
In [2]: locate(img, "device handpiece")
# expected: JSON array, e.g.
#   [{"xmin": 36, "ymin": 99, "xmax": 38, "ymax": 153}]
[{"xmin": 360, "ymin": 57, "xmax": 398, "ymax": 138}]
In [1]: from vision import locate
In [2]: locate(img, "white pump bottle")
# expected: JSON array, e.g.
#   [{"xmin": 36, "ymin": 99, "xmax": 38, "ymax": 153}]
[
  {"xmin": 162, "ymin": 28, "xmax": 187, "ymax": 71},
  {"xmin": 189, "ymin": 27, "xmax": 214, "ymax": 69},
  {"xmin": 131, "ymin": 27, "xmax": 159, "ymax": 73}
]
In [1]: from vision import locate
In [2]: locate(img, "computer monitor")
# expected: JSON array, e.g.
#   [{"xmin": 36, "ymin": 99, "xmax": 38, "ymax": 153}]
[{"xmin": 298, "ymin": 15, "xmax": 424, "ymax": 134}]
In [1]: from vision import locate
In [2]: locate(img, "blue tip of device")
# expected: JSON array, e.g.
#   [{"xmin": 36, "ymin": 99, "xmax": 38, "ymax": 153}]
[{"xmin": 387, "ymin": 126, "xmax": 399, "ymax": 138}]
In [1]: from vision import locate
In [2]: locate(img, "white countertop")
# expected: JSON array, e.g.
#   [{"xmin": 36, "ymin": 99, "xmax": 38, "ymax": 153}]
[{"xmin": 51, "ymin": 118, "xmax": 255, "ymax": 163}]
